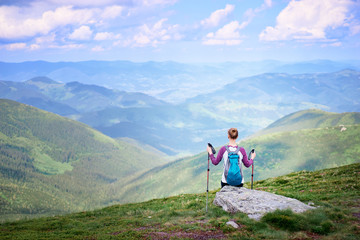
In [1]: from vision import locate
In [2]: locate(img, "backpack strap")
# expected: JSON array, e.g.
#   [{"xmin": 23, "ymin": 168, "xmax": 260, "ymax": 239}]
[{"xmin": 225, "ymin": 145, "xmax": 240, "ymax": 154}]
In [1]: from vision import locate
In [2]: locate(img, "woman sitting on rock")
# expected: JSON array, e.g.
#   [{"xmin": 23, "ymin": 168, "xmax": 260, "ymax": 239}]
[{"xmin": 207, "ymin": 128, "xmax": 255, "ymax": 188}]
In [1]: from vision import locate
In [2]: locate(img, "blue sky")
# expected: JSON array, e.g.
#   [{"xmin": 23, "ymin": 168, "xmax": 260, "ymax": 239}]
[{"xmin": 0, "ymin": 0, "xmax": 359, "ymax": 62}]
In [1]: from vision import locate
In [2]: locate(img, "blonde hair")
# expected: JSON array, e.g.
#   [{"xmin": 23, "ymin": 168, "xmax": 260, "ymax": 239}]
[{"xmin": 228, "ymin": 128, "xmax": 238, "ymax": 140}]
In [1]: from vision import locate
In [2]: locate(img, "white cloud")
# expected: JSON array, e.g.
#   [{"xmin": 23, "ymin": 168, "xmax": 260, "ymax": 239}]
[
  {"xmin": 259, "ymin": 0, "xmax": 356, "ymax": 41},
  {"xmin": 132, "ymin": 18, "xmax": 182, "ymax": 47},
  {"xmin": 136, "ymin": 0, "xmax": 178, "ymax": 7},
  {"xmin": 30, "ymin": 44, "xmax": 41, "ymax": 50},
  {"xmin": 50, "ymin": 43, "xmax": 84, "ymax": 49},
  {"xmin": 201, "ymin": 0, "xmax": 271, "ymax": 46},
  {"xmin": 201, "ymin": 4, "xmax": 235, "ymax": 28},
  {"xmin": 101, "ymin": 5, "xmax": 123, "ymax": 19},
  {"xmin": 203, "ymin": 21, "xmax": 244, "ymax": 46},
  {"xmin": 321, "ymin": 41, "xmax": 342, "ymax": 47},
  {"xmin": 244, "ymin": 0, "xmax": 273, "ymax": 23},
  {"xmin": 94, "ymin": 31, "xmax": 121, "ymax": 40},
  {"xmin": 49, "ymin": 0, "xmax": 121, "ymax": 7},
  {"xmin": 91, "ymin": 45, "xmax": 105, "ymax": 51},
  {"xmin": 69, "ymin": 25, "xmax": 93, "ymax": 40},
  {"xmin": 350, "ymin": 20, "xmax": 360, "ymax": 36},
  {"xmin": 0, "ymin": 0, "xmax": 179, "ymax": 52},
  {"xmin": 0, "ymin": 5, "xmax": 95, "ymax": 39},
  {"xmin": 3, "ymin": 42, "xmax": 27, "ymax": 50},
  {"xmin": 264, "ymin": 0, "xmax": 272, "ymax": 8},
  {"xmin": 35, "ymin": 33, "xmax": 56, "ymax": 44}
]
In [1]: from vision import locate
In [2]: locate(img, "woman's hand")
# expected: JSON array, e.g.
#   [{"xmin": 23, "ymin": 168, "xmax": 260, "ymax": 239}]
[
  {"xmin": 250, "ymin": 152, "xmax": 256, "ymax": 159},
  {"xmin": 207, "ymin": 145, "xmax": 213, "ymax": 155}
]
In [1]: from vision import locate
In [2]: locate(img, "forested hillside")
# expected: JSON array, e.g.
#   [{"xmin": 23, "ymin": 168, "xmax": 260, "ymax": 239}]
[
  {"xmin": 0, "ymin": 99, "xmax": 167, "ymax": 221},
  {"xmin": 112, "ymin": 109, "xmax": 360, "ymax": 204}
]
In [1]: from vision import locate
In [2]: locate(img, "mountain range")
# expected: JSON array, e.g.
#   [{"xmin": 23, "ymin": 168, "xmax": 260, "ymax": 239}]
[
  {"xmin": 1, "ymin": 60, "xmax": 360, "ymax": 103},
  {"xmin": 1, "ymin": 99, "xmax": 359, "ymax": 221},
  {"xmin": 2, "ymin": 66, "xmax": 360, "ymax": 154}
]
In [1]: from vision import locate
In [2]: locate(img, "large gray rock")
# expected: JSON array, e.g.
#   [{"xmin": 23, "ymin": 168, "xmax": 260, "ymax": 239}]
[{"xmin": 213, "ymin": 186, "xmax": 315, "ymax": 220}]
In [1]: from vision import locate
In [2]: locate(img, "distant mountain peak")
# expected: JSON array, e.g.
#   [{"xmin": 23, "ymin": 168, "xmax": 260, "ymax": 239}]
[{"xmin": 26, "ymin": 76, "xmax": 60, "ymax": 84}]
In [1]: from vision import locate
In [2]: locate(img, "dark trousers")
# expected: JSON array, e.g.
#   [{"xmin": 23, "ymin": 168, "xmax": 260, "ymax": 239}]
[{"xmin": 221, "ymin": 181, "xmax": 243, "ymax": 188}]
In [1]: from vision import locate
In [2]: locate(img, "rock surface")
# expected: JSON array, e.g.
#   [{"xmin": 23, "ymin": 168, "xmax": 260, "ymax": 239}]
[
  {"xmin": 213, "ymin": 186, "xmax": 315, "ymax": 220},
  {"xmin": 226, "ymin": 220, "xmax": 240, "ymax": 229}
]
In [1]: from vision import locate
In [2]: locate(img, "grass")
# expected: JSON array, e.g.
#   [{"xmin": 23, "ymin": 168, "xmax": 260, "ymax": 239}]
[
  {"xmin": 1, "ymin": 163, "xmax": 359, "ymax": 240},
  {"xmin": 32, "ymin": 151, "xmax": 73, "ymax": 175}
]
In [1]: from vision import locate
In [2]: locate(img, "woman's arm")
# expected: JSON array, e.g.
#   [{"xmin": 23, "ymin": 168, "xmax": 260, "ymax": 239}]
[
  {"xmin": 240, "ymin": 147, "xmax": 253, "ymax": 167},
  {"xmin": 208, "ymin": 146, "xmax": 227, "ymax": 165}
]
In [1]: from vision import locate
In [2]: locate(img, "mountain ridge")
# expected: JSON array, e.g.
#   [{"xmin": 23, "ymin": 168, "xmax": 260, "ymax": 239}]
[
  {"xmin": 0, "ymin": 99, "xmax": 168, "ymax": 221},
  {"xmin": 251, "ymin": 108, "xmax": 360, "ymax": 138},
  {"xmin": 110, "ymin": 109, "xmax": 360, "ymax": 204},
  {"xmin": 1, "ymin": 69, "xmax": 360, "ymax": 155}
]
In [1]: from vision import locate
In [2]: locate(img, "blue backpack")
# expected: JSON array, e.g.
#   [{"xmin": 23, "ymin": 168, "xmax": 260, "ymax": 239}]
[{"xmin": 225, "ymin": 146, "xmax": 242, "ymax": 186}]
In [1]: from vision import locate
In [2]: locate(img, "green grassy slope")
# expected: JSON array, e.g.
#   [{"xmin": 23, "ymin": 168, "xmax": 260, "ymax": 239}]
[
  {"xmin": 252, "ymin": 108, "xmax": 360, "ymax": 137},
  {"xmin": 0, "ymin": 99, "xmax": 167, "ymax": 221},
  {"xmin": 113, "ymin": 109, "xmax": 360, "ymax": 204},
  {"xmin": 1, "ymin": 163, "xmax": 359, "ymax": 240}
]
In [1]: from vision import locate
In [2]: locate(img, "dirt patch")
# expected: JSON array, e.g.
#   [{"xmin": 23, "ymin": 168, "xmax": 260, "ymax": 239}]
[
  {"xmin": 185, "ymin": 219, "xmax": 209, "ymax": 225},
  {"xmin": 304, "ymin": 232, "xmax": 322, "ymax": 240},
  {"xmin": 353, "ymin": 212, "xmax": 360, "ymax": 221},
  {"xmin": 109, "ymin": 231, "xmax": 123, "ymax": 236}
]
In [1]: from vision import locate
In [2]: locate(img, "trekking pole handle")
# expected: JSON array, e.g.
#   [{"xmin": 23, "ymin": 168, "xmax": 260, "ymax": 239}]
[
  {"xmin": 208, "ymin": 143, "xmax": 216, "ymax": 154},
  {"xmin": 248, "ymin": 149, "xmax": 255, "ymax": 160}
]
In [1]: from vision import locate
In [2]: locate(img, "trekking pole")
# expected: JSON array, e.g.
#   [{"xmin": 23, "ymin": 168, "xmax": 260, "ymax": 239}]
[
  {"xmin": 251, "ymin": 162, "xmax": 254, "ymax": 190},
  {"xmin": 249, "ymin": 149, "xmax": 255, "ymax": 190},
  {"xmin": 206, "ymin": 152, "xmax": 210, "ymax": 213},
  {"xmin": 206, "ymin": 143, "xmax": 216, "ymax": 213}
]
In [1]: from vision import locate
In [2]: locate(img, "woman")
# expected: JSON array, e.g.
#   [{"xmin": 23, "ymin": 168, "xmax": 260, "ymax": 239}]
[{"xmin": 207, "ymin": 128, "xmax": 256, "ymax": 188}]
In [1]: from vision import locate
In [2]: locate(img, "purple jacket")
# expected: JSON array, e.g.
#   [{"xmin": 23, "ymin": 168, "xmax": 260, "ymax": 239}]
[{"xmin": 209, "ymin": 145, "xmax": 253, "ymax": 184}]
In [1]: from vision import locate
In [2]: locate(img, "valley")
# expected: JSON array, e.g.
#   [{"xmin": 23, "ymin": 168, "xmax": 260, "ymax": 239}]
[
  {"xmin": 0, "ymin": 60, "xmax": 359, "ymax": 222},
  {"xmin": 1, "ymin": 99, "xmax": 359, "ymax": 221},
  {"xmin": 1, "ymin": 61, "xmax": 360, "ymax": 155}
]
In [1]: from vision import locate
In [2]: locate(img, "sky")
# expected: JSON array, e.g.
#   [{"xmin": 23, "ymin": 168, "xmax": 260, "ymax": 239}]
[{"xmin": 0, "ymin": 0, "xmax": 359, "ymax": 63}]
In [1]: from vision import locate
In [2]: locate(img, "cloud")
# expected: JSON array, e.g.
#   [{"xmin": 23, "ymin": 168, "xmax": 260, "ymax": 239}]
[
  {"xmin": 259, "ymin": 0, "xmax": 357, "ymax": 41},
  {"xmin": 264, "ymin": 0, "xmax": 272, "ymax": 8},
  {"xmin": 94, "ymin": 32, "xmax": 121, "ymax": 41},
  {"xmin": 243, "ymin": 0, "xmax": 273, "ymax": 25},
  {"xmin": 321, "ymin": 41, "xmax": 342, "ymax": 47},
  {"xmin": 137, "ymin": 0, "xmax": 178, "ymax": 7},
  {"xmin": 201, "ymin": 4, "xmax": 235, "ymax": 28},
  {"xmin": 69, "ymin": 26, "xmax": 93, "ymax": 40},
  {"xmin": 3, "ymin": 42, "xmax": 27, "ymax": 50},
  {"xmin": 91, "ymin": 45, "xmax": 105, "ymax": 51},
  {"xmin": 101, "ymin": 5, "xmax": 123, "ymax": 19},
  {"xmin": 50, "ymin": 43, "xmax": 84, "ymax": 49},
  {"xmin": 48, "ymin": 0, "xmax": 124, "ymax": 7},
  {"xmin": 30, "ymin": 44, "xmax": 41, "ymax": 50},
  {"xmin": 203, "ymin": 21, "xmax": 244, "ymax": 46},
  {"xmin": 0, "ymin": 5, "xmax": 95, "ymax": 39},
  {"xmin": 132, "ymin": 18, "xmax": 182, "ymax": 47},
  {"xmin": 35, "ymin": 33, "xmax": 56, "ymax": 44},
  {"xmin": 202, "ymin": 0, "xmax": 272, "ymax": 46}
]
